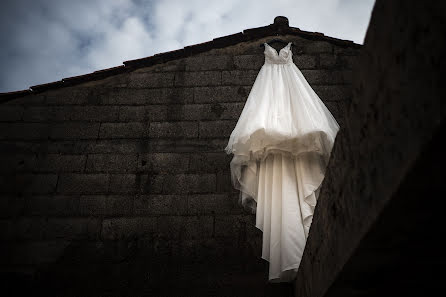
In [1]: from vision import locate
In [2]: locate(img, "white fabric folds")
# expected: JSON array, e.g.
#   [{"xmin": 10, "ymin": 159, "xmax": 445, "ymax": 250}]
[{"xmin": 224, "ymin": 42, "xmax": 340, "ymax": 282}]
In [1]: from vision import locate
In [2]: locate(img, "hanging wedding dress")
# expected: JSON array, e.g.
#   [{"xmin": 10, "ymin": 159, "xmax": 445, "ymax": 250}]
[{"xmin": 224, "ymin": 42, "xmax": 340, "ymax": 282}]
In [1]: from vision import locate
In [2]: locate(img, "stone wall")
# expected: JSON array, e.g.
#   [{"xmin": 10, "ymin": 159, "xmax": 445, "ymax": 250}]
[
  {"xmin": 0, "ymin": 34, "xmax": 360, "ymax": 296},
  {"xmin": 294, "ymin": 1, "xmax": 446, "ymax": 296}
]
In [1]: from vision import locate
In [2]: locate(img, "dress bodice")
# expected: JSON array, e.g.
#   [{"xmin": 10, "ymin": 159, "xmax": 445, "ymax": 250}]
[{"xmin": 264, "ymin": 42, "xmax": 293, "ymax": 65}]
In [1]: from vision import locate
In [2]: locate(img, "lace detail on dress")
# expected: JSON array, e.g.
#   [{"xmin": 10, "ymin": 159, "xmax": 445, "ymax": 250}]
[{"xmin": 264, "ymin": 42, "xmax": 293, "ymax": 65}]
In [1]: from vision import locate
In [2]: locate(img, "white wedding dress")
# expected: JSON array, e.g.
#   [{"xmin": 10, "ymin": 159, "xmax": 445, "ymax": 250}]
[{"xmin": 224, "ymin": 42, "xmax": 340, "ymax": 282}]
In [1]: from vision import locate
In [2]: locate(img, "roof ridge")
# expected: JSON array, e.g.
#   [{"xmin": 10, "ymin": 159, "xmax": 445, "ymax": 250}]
[{"xmin": 0, "ymin": 16, "xmax": 362, "ymax": 102}]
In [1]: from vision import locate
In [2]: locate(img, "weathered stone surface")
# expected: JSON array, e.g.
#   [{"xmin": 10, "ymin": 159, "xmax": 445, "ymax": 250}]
[
  {"xmin": 221, "ymin": 70, "xmax": 258, "ymax": 85},
  {"xmin": 142, "ymin": 103, "xmax": 243, "ymax": 122},
  {"xmin": 338, "ymin": 55, "xmax": 359, "ymax": 69},
  {"xmin": 49, "ymin": 122, "xmax": 100, "ymax": 139},
  {"xmin": 0, "ymin": 105, "xmax": 24, "ymax": 121},
  {"xmin": 79, "ymin": 195, "xmax": 133, "ymax": 216},
  {"xmin": 44, "ymin": 217, "xmax": 101, "ymax": 240},
  {"xmin": 134, "ymin": 194, "xmax": 188, "ymax": 215},
  {"xmin": 303, "ymin": 41, "xmax": 333, "ymax": 54},
  {"xmin": 57, "ymin": 174, "xmax": 108, "ymax": 194},
  {"xmin": 213, "ymin": 214, "xmax": 256, "ymax": 237},
  {"xmin": 4, "ymin": 240, "xmax": 71, "ymax": 265},
  {"xmin": 23, "ymin": 106, "xmax": 120, "ymax": 122},
  {"xmin": 301, "ymin": 69, "xmax": 352, "ymax": 85},
  {"xmin": 199, "ymin": 120, "xmax": 236, "ymax": 138},
  {"xmin": 135, "ymin": 60, "xmax": 185, "ymax": 73},
  {"xmin": 156, "ymin": 215, "xmax": 214, "ymax": 240},
  {"xmin": 99, "ymin": 122, "xmax": 145, "ymax": 139},
  {"xmin": 2, "ymin": 217, "xmax": 46, "ymax": 240},
  {"xmin": 233, "ymin": 55, "xmax": 264, "ymax": 70},
  {"xmin": 216, "ymin": 172, "xmax": 234, "ymax": 193},
  {"xmin": 187, "ymin": 193, "xmax": 242, "ymax": 215},
  {"xmin": 184, "ymin": 55, "xmax": 233, "ymax": 71},
  {"xmin": 0, "ymin": 138, "xmax": 230, "ymax": 154},
  {"xmin": 312, "ymin": 85, "xmax": 352, "ymax": 102},
  {"xmin": 128, "ymin": 72, "xmax": 175, "ymax": 88},
  {"xmin": 45, "ymin": 87, "xmax": 97, "ymax": 105},
  {"xmin": 2, "ymin": 217, "xmax": 101, "ymax": 240},
  {"xmin": 139, "ymin": 173, "xmax": 216, "ymax": 194},
  {"xmin": 0, "ymin": 174, "xmax": 58, "ymax": 194},
  {"xmin": 118, "ymin": 106, "xmax": 146, "ymax": 122},
  {"xmin": 25, "ymin": 195, "xmax": 80, "ymax": 216},
  {"xmin": 0, "ymin": 195, "xmax": 26, "ymax": 217},
  {"xmin": 138, "ymin": 153, "xmax": 190, "ymax": 173},
  {"xmin": 86, "ymin": 154, "xmax": 138, "ymax": 172},
  {"xmin": 319, "ymin": 53, "xmax": 338, "ymax": 68},
  {"xmin": 0, "ymin": 153, "xmax": 36, "ymax": 172},
  {"xmin": 145, "ymin": 105, "xmax": 183, "ymax": 122},
  {"xmin": 99, "ymin": 88, "xmax": 193, "ymax": 105},
  {"xmin": 294, "ymin": 54, "xmax": 318, "ymax": 69},
  {"xmin": 0, "ymin": 123, "xmax": 49, "ymax": 139},
  {"xmin": 189, "ymin": 103, "xmax": 244, "ymax": 120},
  {"xmin": 34, "ymin": 154, "xmax": 86, "ymax": 173},
  {"xmin": 3, "ymin": 94, "xmax": 45, "ymax": 105},
  {"xmin": 147, "ymin": 121, "xmax": 198, "ymax": 138},
  {"xmin": 174, "ymin": 71, "xmax": 222, "ymax": 87},
  {"xmin": 194, "ymin": 86, "xmax": 250, "ymax": 103},
  {"xmin": 189, "ymin": 152, "xmax": 233, "ymax": 172},
  {"xmin": 108, "ymin": 174, "xmax": 138, "ymax": 193},
  {"xmin": 101, "ymin": 217, "xmax": 157, "ymax": 240}
]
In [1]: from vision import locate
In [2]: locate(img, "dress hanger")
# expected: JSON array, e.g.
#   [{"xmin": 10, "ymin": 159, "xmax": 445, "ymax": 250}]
[{"xmin": 260, "ymin": 38, "xmax": 295, "ymax": 48}]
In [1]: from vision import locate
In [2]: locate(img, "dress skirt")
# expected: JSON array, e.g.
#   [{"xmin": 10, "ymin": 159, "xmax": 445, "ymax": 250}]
[{"xmin": 255, "ymin": 151, "xmax": 324, "ymax": 282}]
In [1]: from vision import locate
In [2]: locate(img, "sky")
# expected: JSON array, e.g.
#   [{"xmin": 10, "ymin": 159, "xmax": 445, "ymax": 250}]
[{"xmin": 0, "ymin": 0, "xmax": 375, "ymax": 93}]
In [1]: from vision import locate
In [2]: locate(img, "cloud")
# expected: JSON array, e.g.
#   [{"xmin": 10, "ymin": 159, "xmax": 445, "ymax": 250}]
[{"xmin": 0, "ymin": 0, "xmax": 374, "ymax": 92}]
